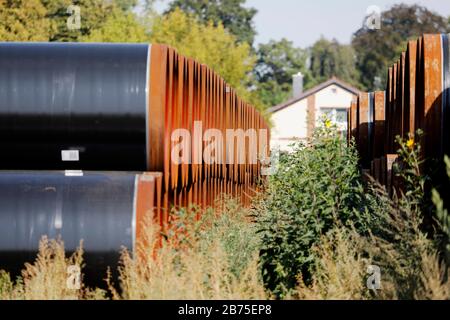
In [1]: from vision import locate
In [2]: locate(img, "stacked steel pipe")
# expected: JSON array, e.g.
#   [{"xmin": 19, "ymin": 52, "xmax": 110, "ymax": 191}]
[
  {"xmin": 348, "ymin": 33, "xmax": 450, "ymax": 193},
  {"xmin": 0, "ymin": 42, "xmax": 269, "ymax": 277}
]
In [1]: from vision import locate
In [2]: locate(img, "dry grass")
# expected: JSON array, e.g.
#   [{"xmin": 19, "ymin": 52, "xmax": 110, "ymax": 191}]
[
  {"xmin": 0, "ymin": 237, "xmax": 106, "ymax": 300},
  {"xmin": 0, "ymin": 198, "xmax": 267, "ymax": 300},
  {"xmin": 414, "ymin": 250, "xmax": 450, "ymax": 300},
  {"xmin": 290, "ymin": 184, "xmax": 450, "ymax": 300},
  {"xmin": 294, "ymin": 228, "xmax": 373, "ymax": 300},
  {"xmin": 291, "ymin": 226, "xmax": 449, "ymax": 300},
  {"xmin": 109, "ymin": 200, "xmax": 268, "ymax": 300},
  {"xmin": 0, "ymin": 196, "xmax": 448, "ymax": 300}
]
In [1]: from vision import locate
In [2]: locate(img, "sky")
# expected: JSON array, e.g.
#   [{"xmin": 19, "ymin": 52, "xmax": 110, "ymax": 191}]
[{"xmin": 154, "ymin": 0, "xmax": 450, "ymax": 48}]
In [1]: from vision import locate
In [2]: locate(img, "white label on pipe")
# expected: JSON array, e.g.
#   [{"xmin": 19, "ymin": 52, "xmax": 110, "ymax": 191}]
[
  {"xmin": 61, "ymin": 150, "xmax": 79, "ymax": 161},
  {"xmin": 65, "ymin": 170, "xmax": 83, "ymax": 177}
]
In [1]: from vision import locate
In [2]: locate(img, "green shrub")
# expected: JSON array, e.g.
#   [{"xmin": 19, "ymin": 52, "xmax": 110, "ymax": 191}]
[
  {"xmin": 431, "ymin": 157, "xmax": 450, "ymax": 263},
  {"xmin": 360, "ymin": 133, "xmax": 449, "ymax": 299},
  {"xmin": 256, "ymin": 121, "xmax": 371, "ymax": 297},
  {"xmin": 166, "ymin": 198, "xmax": 261, "ymax": 280}
]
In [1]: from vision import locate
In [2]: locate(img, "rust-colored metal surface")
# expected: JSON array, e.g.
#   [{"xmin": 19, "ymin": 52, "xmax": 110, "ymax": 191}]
[
  {"xmin": 405, "ymin": 40, "xmax": 417, "ymax": 136},
  {"xmin": 348, "ymin": 34, "xmax": 449, "ymax": 191},
  {"xmin": 396, "ymin": 53, "xmax": 406, "ymax": 141},
  {"xmin": 350, "ymin": 100, "xmax": 358, "ymax": 145},
  {"xmin": 385, "ymin": 67, "xmax": 393, "ymax": 154},
  {"xmin": 386, "ymin": 154, "xmax": 399, "ymax": 195},
  {"xmin": 422, "ymin": 34, "xmax": 443, "ymax": 160},
  {"xmin": 135, "ymin": 172, "xmax": 163, "ymax": 243},
  {"xmin": 374, "ymin": 158, "xmax": 381, "ymax": 183},
  {"xmin": 357, "ymin": 92, "xmax": 370, "ymax": 167},
  {"xmin": 147, "ymin": 44, "xmax": 270, "ymax": 227},
  {"xmin": 373, "ymin": 91, "xmax": 386, "ymax": 159},
  {"xmin": 391, "ymin": 61, "xmax": 398, "ymax": 153}
]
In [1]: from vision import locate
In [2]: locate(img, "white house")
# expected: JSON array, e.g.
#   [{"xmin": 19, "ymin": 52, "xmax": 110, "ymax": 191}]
[{"xmin": 269, "ymin": 74, "xmax": 359, "ymax": 151}]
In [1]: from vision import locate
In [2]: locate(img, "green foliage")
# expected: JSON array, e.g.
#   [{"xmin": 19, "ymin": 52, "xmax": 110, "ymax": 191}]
[
  {"xmin": 365, "ymin": 131, "xmax": 450, "ymax": 298},
  {"xmin": 432, "ymin": 156, "xmax": 450, "ymax": 262},
  {"xmin": 309, "ymin": 37, "xmax": 361, "ymax": 89},
  {"xmin": 166, "ymin": 0, "xmax": 257, "ymax": 45},
  {"xmin": 257, "ymin": 121, "xmax": 370, "ymax": 297},
  {"xmin": 82, "ymin": 7, "xmax": 149, "ymax": 43},
  {"xmin": 151, "ymin": 8, "xmax": 257, "ymax": 108},
  {"xmin": 42, "ymin": 0, "xmax": 115, "ymax": 42},
  {"xmin": 0, "ymin": 271, "xmax": 14, "ymax": 299},
  {"xmin": 352, "ymin": 4, "xmax": 449, "ymax": 90},
  {"xmin": 167, "ymin": 198, "xmax": 261, "ymax": 280},
  {"xmin": 254, "ymin": 36, "xmax": 362, "ymax": 108},
  {"xmin": 254, "ymin": 39, "xmax": 312, "ymax": 107},
  {"xmin": 0, "ymin": 0, "xmax": 50, "ymax": 41},
  {"xmin": 393, "ymin": 132, "xmax": 449, "ymax": 263},
  {"xmin": 362, "ymin": 180, "xmax": 437, "ymax": 299},
  {"xmin": 0, "ymin": 270, "xmax": 23, "ymax": 300},
  {"xmin": 113, "ymin": 0, "xmax": 138, "ymax": 11},
  {"xmin": 0, "ymin": 0, "xmax": 142, "ymax": 42},
  {"xmin": 197, "ymin": 200, "xmax": 261, "ymax": 278},
  {"xmin": 393, "ymin": 131, "xmax": 426, "ymax": 208}
]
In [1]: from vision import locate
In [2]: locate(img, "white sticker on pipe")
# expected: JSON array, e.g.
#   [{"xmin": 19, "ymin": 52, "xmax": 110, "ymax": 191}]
[
  {"xmin": 65, "ymin": 170, "xmax": 83, "ymax": 177},
  {"xmin": 61, "ymin": 150, "xmax": 79, "ymax": 161}
]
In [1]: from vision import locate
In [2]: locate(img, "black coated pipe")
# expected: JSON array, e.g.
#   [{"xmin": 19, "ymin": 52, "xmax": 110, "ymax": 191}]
[
  {"xmin": 0, "ymin": 171, "xmax": 139, "ymax": 283},
  {"xmin": 0, "ymin": 42, "xmax": 150, "ymax": 171}
]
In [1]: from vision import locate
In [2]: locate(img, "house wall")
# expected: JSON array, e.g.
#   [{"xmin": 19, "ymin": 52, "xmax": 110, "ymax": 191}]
[
  {"xmin": 271, "ymin": 98, "xmax": 308, "ymax": 151},
  {"xmin": 314, "ymin": 84, "xmax": 356, "ymax": 127},
  {"xmin": 271, "ymin": 84, "xmax": 356, "ymax": 152}
]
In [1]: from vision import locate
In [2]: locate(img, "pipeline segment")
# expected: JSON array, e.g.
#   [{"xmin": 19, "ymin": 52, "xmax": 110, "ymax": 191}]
[
  {"xmin": 0, "ymin": 42, "xmax": 270, "ymax": 277},
  {"xmin": 0, "ymin": 171, "xmax": 161, "ymax": 280},
  {"xmin": 348, "ymin": 33, "xmax": 450, "ymax": 194}
]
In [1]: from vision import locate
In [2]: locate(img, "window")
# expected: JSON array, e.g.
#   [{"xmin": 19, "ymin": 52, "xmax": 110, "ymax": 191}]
[
  {"xmin": 336, "ymin": 109, "xmax": 347, "ymax": 123},
  {"xmin": 320, "ymin": 107, "xmax": 348, "ymax": 129},
  {"xmin": 322, "ymin": 108, "xmax": 333, "ymax": 119}
]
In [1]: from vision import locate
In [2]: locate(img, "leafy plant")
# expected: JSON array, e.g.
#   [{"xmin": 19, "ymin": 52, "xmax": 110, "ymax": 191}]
[
  {"xmin": 256, "ymin": 120, "xmax": 370, "ymax": 297},
  {"xmin": 431, "ymin": 155, "xmax": 450, "ymax": 262}
]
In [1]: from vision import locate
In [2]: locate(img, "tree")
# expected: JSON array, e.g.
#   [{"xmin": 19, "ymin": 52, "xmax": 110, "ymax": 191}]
[
  {"xmin": 82, "ymin": 8, "xmax": 148, "ymax": 43},
  {"xmin": 352, "ymin": 4, "xmax": 449, "ymax": 90},
  {"xmin": 309, "ymin": 37, "xmax": 360, "ymax": 89},
  {"xmin": 0, "ymin": 0, "xmax": 50, "ymax": 41},
  {"xmin": 113, "ymin": 0, "xmax": 138, "ymax": 11},
  {"xmin": 0, "ymin": 0, "xmax": 144, "ymax": 42},
  {"xmin": 150, "ymin": 8, "xmax": 256, "ymax": 105},
  {"xmin": 254, "ymin": 39, "xmax": 311, "ymax": 108},
  {"xmin": 42, "ymin": 0, "xmax": 118, "ymax": 42},
  {"xmin": 166, "ymin": 0, "xmax": 257, "ymax": 45}
]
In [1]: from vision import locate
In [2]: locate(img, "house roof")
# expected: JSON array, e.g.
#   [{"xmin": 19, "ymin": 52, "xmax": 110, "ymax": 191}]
[{"xmin": 269, "ymin": 77, "xmax": 360, "ymax": 113}]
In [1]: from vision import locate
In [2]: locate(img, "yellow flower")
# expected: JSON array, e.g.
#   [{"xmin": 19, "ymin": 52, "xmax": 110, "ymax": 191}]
[
  {"xmin": 406, "ymin": 138, "xmax": 414, "ymax": 149},
  {"xmin": 325, "ymin": 120, "xmax": 332, "ymax": 128}
]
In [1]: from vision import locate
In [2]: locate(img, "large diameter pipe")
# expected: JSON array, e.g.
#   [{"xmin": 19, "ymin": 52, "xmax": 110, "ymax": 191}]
[
  {"xmin": 0, "ymin": 42, "xmax": 151, "ymax": 171},
  {"xmin": 0, "ymin": 171, "xmax": 160, "ymax": 282}
]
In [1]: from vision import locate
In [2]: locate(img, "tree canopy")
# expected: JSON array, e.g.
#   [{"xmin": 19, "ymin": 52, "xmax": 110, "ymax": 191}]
[
  {"xmin": 352, "ymin": 4, "xmax": 450, "ymax": 90},
  {"xmin": 151, "ymin": 8, "xmax": 257, "ymax": 107},
  {"xmin": 254, "ymin": 39, "xmax": 311, "ymax": 107},
  {"xmin": 166, "ymin": 0, "xmax": 257, "ymax": 45},
  {"xmin": 0, "ymin": 0, "xmax": 50, "ymax": 41},
  {"xmin": 309, "ymin": 37, "xmax": 360, "ymax": 89},
  {"xmin": 82, "ymin": 7, "xmax": 148, "ymax": 43}
]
